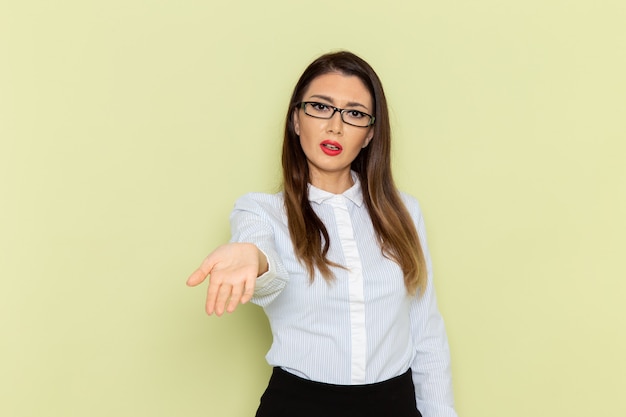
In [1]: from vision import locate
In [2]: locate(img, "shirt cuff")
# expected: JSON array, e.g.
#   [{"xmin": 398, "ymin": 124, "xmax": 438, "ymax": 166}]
[{"xmin": 255, "ymin": 247, "xmax": 277, "ymax": 289}]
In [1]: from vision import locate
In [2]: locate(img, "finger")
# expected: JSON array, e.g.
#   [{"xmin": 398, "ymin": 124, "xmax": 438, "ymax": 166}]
[
  {"xmin": 205, "ymin": 275, "xmax": 222, "ymax": 315},
  {"xmin": 226, "ymin": 283, "xmax": 245, "ymax": 313},
  {"xmin": 240, "ymin": 275, "xmax": 256, "ymax": 305},
  {"xmin": 213, "ymin": 282, "xmax": 233, "ymax": 317}
]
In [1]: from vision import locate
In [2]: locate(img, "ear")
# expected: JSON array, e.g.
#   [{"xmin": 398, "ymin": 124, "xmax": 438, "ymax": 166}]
[
  {"xmin": 293, "ymin": 110, "xmax": 300, "ymax": 136},
  {"xmin": 362, "ymin": 128, "xmax": 374, "ymax": 148}
]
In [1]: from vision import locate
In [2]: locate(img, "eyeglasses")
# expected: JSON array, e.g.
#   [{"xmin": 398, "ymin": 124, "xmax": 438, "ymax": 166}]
[{"xmin": 299, "ymin": 101, "xmax": 375, "ymax": 127}]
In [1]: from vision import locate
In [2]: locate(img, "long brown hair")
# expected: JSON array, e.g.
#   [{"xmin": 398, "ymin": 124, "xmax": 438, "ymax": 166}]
[{"xmin": 281, "ymin": 51, "xmax": 427, "ymax": 295}]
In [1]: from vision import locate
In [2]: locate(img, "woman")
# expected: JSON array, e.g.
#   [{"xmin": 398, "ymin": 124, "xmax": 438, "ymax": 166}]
[{"xmin": 187, "ymin": 51, "xmax": 457, "ymax": 417}]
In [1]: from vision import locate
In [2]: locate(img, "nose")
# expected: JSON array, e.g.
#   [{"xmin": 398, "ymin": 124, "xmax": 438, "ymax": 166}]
[{"xmin": 327, "ymin": 110, "xmax": 344, "ymax": 134}]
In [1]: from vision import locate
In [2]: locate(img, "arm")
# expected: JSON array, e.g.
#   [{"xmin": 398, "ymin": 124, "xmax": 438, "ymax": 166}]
[
  {"xmin": 186, "ymin": 193, "xmax": 289, "ymax": 315},
  {"xmin": 409, "ymin": 272, "xmax": 457, "ymax": 417},
  {"xmin": 406, "ymin": 197, "xmax": 458, "ymax": 417}
]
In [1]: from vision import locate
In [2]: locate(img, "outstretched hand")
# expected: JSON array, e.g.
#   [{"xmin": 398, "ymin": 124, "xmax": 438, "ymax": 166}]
[{"xmin": 186, "ymin": 243, "xmax": 267, "ymax": 316}]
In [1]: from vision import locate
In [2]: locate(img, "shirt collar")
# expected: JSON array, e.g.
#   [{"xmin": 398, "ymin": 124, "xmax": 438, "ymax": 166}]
[{"xmin": 307, "ymin": 172, "xmax": 364, "ymax": 207}]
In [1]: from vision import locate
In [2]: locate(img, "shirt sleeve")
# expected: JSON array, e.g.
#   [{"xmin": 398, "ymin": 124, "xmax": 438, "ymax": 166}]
[
  {"xmin": 229, "ymin": 193, "xmax": 289, "ymax": 306},
  {"xmin": 405, "ymin": 196, "xmax": 458, "ymax": 417}
]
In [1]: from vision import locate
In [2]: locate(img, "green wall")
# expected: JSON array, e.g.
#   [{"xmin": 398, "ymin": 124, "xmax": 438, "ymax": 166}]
[{"xmin": 2, "ymin": 1, "xmax": 625, "ymax": 416}]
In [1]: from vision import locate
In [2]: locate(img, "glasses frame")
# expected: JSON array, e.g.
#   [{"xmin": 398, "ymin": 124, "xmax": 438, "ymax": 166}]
[{"xmin": 299, "ymin": 101, "xmax": 375, "ymax": 127}]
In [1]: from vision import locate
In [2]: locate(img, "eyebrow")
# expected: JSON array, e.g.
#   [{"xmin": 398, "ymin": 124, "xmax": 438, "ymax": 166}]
[{"xmin": 307, "ymin": 94, "xmax": 370, "ymax": 111}]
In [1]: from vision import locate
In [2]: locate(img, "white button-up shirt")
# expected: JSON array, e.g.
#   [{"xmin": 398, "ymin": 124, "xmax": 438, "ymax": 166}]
[{"xmin": 229, "ymin": 176, "xmax": 457, "ymax": 417}]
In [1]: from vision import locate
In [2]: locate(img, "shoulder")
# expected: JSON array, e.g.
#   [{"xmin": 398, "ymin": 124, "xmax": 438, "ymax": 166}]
[{"xmin": 398, "ymin": 191, "xmax": 424, "ymax": 218}]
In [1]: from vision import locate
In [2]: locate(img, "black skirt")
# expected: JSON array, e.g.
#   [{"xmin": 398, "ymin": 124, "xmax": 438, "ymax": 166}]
[{"xmin": 255, "ymin": 367, "xmax": 422, "ymax": 417}]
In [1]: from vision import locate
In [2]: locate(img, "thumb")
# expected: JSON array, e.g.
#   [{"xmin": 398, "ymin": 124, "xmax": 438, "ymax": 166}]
[{"xmin": 186, "ymin": 255, "xmax": 216, "ymax": 287}]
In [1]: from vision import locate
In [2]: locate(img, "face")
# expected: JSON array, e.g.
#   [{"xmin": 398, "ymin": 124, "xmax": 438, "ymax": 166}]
[{"xmin": 293, "ymin": 72, "xmax": 374, "ymax": 191}]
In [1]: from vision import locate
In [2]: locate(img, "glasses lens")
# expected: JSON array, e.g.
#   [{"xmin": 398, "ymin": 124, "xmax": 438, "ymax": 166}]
[
  {"xmin": 341, "ymin": 110, "xmax": 372, "ymax": 127},
  {"xmin": 304, "ymin": 102, "xmax": 333, "ymax": 118}
]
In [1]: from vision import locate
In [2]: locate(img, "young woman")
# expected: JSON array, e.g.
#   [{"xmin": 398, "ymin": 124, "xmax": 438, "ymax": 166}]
[{"xmin": 187, "ymin": 51, "xmax": 458, "ymax": 417}]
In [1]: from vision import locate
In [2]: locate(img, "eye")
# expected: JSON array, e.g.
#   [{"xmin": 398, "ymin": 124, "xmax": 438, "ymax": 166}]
[
  {"xmin": 310, "ymin": 102, "xmax": 330, "ymax": 112},
  {"xmin": 346, "ymin": 110, "xmax": 366, "ymax": 119}
]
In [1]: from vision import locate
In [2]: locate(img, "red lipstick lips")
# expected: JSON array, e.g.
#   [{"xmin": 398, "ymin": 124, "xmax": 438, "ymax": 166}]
[{"xmin": 320, "ymin": 140, "xmax": 342, "ymax": 156}]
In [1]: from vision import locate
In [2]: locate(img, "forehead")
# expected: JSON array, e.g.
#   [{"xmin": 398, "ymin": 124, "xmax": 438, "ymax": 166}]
[{"xmin": 302, "ymin": 72, "xmax": 373, "ymax": 110}]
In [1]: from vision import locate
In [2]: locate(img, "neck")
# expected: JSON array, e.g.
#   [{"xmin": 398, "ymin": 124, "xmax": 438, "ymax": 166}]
[{"xmin": 309, "ymin": 170, "xmax": 354, "ymax": 194}]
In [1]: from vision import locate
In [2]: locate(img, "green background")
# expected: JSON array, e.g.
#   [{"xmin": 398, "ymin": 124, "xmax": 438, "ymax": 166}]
[{"xmin": 2, "ymin": 1, "xmax": 625, "ymax": 416}]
